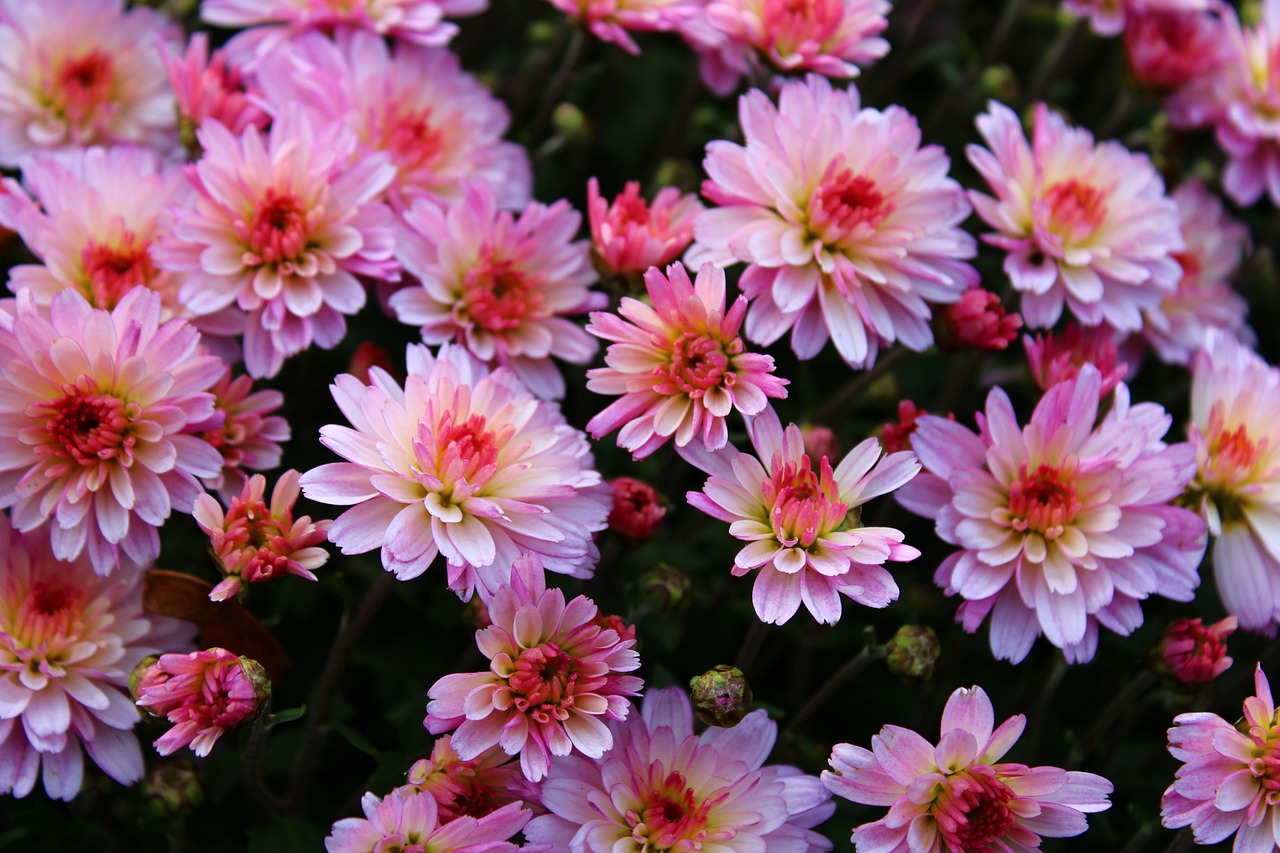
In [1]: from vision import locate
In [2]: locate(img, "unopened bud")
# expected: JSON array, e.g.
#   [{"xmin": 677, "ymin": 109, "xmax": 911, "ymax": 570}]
[
  {"xmin": 608, "ymin": 477, "xmax": 667, "ymax": 540},
  {"xmin": 130, "ymin": 656, "xmax": 160, "ymax": 707},
  {"xmin": 689, "ymin": 665, "xmax": 752, "ymax": 728},
  {"xmin": 142, "ymin": 761, "xmax": 204, "ymax": 817},
  {"xmin": 639, "ymin": 564, "xmax": 692, "ymax": 612},
  {"xmin": 801, "ymin": 424, "xmax": 840, "ymax": 465},
  {"xmin": 886, "ymin": 626, "xmax": 940, "ymax": 680},
  {"xmin": 1153, "ymin": 616, "xmax": 1237, "ymax": 687}
]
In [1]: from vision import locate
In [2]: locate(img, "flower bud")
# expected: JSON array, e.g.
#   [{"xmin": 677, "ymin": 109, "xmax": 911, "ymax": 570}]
[
  {"xmin": 1024, "ymin": 323, "xmax": 1127, "ymax": 398},
  {"xmin": 886, "ymin": 626, "xmax": 941, "ymax": 680},
  {"xmin": 939, "ymin": 289, "xmax": 1022, "ymax": 352},
  {"xmin": 638, "ymin": 563, "xmax": 692, "ymax": 612},
  {"xmin": 142, "ymin": 761, "xmax": 204, "ymax": 817},
  {"xmin": 347, "ymin": 341, "xmax": 396, "ymax": 385},
  {"xmin": 801, "ymin": 424, "xmax": 841, "ymax": 466},
  {"xmin": 135, "ymin": 648, "xmax": 272, "ymax": 757},
  {"xmin": 608, "ymin": 477, "xmax": 667, "ymax": 540},
  {"xmin": 689, "ymin": 665, "xmax": 752, "ymax": 728},
  {"xmin": 1153, "ymin": 616, "xmax": 1237, "ymax": 686},
  {"xmin": 463, "ymin": 596, "xmax": 492, "ymax": 630}
]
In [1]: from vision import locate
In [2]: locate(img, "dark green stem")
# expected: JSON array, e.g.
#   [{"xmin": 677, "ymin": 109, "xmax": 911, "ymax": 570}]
[{"xmin": 783, "ymin": 645, "xmax": 886, "ymax": 738}]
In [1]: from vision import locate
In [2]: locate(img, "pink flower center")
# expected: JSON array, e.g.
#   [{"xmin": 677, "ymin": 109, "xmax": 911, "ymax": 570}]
[
  {"xmin": 460, "ymin": 257, "xmax": 545, "ymax": 333},
  {"xmin": 53, "ymin": 50, "xmax": 115, "ymax": 122},
  {"xmin": 216, "ymin": 496, "xmax": 302, "ymax": 583},
  {"xmin": 762, "ymin": 454, "xmax": 850, "ymax": 548},
  {"xmin": 626, "ymin": 768, "xmax": 716, "ymax": 851},
  {"xmin": 7, "ymin": 580, "xmax": 83, "ymax": 673},
  {"xmin": 32, "ymin": 378, "xmax": 139, "ymax": 472},
  {"xmin": 1008, "ymin": 462, "xmax": 1080, "ymax": 539},
  {"xmin": 1042, "ymin": 179, "xmax": 1108, "ymax": 243},
  {"xmin": 933, "ymin": 769, "xmax": 1018, "ymax": 851},
  {"xmin": 243, "ymin": 189, "xmax": 309, "ymax": 268},
  {"xmin": 609, "ymin": 185, "xmax": 654, "ymax": 229},
  {"xmin": 656, "ymin": 332, "xmax": 741, "ymax": 397},
  {"xmin": 415, "ymin": 409, "xmax": 514, "ymax": 519},
  {"xmin": 507, "ymin": 642, "xmax": 582, "ymax": 723},
  {"xmin": 377, "ymin": 105, "xmax": 446, "ymax": 177},
  {"xmin": 81, "ymin": 233, "xmax": 158, "ymax": 309},
  {"xmin": 763, "ymin": 0, "xmax": 841, "ymax": 53},
  {"xmin": 809, "ymin": 170, "xmax": 890, "ymax": 246}
]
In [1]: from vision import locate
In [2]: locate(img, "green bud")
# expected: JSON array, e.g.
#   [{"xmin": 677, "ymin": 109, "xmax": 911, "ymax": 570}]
[
  {"xmin": 142, "ymin": 761, "xmax": 204, "ymax": 817},
  {"xmin": 639, "ymin": 564, "xmax": 692, "ymax": 612},
  {"xmin": 689, "ymin": 665, "xmax": 753, "ymax": 728},
  {"xmin": 886, "ymin": 626, "xmax": 940, "ymax": 680}
]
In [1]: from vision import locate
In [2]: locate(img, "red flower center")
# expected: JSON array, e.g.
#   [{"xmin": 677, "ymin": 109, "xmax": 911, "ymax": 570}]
[
  {"xmin": 378, "ymin": 105, "xmax": 446, "ymax": 176},
  {"xmin": 82, "ymin": 234, "xmax": 158, "ymax": 309},
  {"xmin": 508, "ymin": 642, "xmax": 581, "ymax": 723},
  {"xmin": 934, "ymin": 769, "xmax": 1018, "ymax": 851},
  {"xmin": 809, "ymin": 169, "xmax": 890, "ymax": 246},
  {"xmin": 762, "ymin": 454, "xmax": 850, "ymax": 548},
  {"xmin": 54, "ymin": 50, "xmax": 114, "ymax": 121},
  {"xmin": 1008, "ymin": 462, "xmax": 1080, "ymax": 539},
  {"xmin": 609, "ymin": 185, "xmax": 654, "ymax": 229},
  {"xmin": 11, "ymin": 580, "xmax": 82, "ymax": 661},
  {"xmin": 657, "ymin": 331, "xmax": 740, "ymax": 397},
  {"xmin": 244, "ymin": 189, "xmax": 309, "ymax": 268},
  {"xmin": 763, "ymin": 0, "xmax": 841, "ymax": 51},
  {"xmin": 461, "ymin": 257, "xmax": 545, "ymax": 333},
  {"xmin": 1043, "ymin": 179, "xmax": 1108, "ymax": 242},
  {"xmin": 626, "ymin": 768, "xmax": 716, "ymax": 851},
  {"xmin": 33, "ymin": 378, "xmax": 139, "ymax": 472}
]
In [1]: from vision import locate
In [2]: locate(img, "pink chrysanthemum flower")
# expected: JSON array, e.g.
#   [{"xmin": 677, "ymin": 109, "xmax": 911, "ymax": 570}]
[
  {"xmin": 134, "ymin": 648, "xmax": 269, "ymax": 758},
  {"xmin": 1185, "ymin": 332, "xmax": 1280, "ymax": 633},
  {"xmin": 424, "ymin": 554, "xmax": 643, "ymax": 783},
  {"xmin": 0, "ymin": 515, "xmax": 193, "ymax": 800},
  {"xmin": 187, "ymin": 367, "xmax": 290, "ymax": 501},
  {"xmin": 967, "ymin": 100, "xmax": 1184, "ymax": 331},
  {"xmin": 823, "ymin": 683, "xmax": 1112, "ymax": 852},
  {"xmin": 1063, "ymin": 0, "xmax": 1207, "ymax": 37},
  {"xmin": 327, "ymin": 791, "xmax": 531, "ymax": 853},
  {"xmin": 1124, "ymin": 7, "xmax": 1228, "ymax": 91},
  {"xmin": 587, "ymin": 178, "xmax": 702, "ymax": 278},
  {"xmin": 154, "ymin": 108, "xmax": 399, "ymax": 379},
  {"xmin": 254, "ymin": 30, "xmax": 530, "ymax": 213},
  {"xmin": 525, "ymin": 686, "xmax": 835, "ymax": 851},
  {"xmin": 390, "ymin": 181, "xmax": 600, "ymax": 400},
  {"xmin": 899, "ymin": 365, "xmax": 1207, "ymax": 663},
  {"xmin": 299, "ymin": 344, "xmax": 610, "ymax": 599},
  {"xmin": 406, "ymin": 735, "xmax": 537, "ymax": 823},
  {"xmin": 1162, "ymin": 663, "xmax": 1280, "ymax": 848},
  {"xmin": 202, "ymin": 0, "xmax": 485, "ymax": 47},
  {"xmin": 0, "ymin": 288, "xmax": 225, "ymax": 575},
  {"xmin": 691, "ymin": 75, "xmax": 977, "ymax": 368},
  {"xmin": 0, "ymin": 0, "xmax": 177, "ymax": 166},
  {"xmin": 607, "ymin": 477, "xmax": 667, "ymax": 540},
  {"xmin": 939, "ymin": 288, "xmax": 1022, "ymax": 352},
  {"xmin": 683, "ymin": 406, "xmax": 921, "ymax": 625},
  {"xmin": 586, "ymin": 262, "xmax": 787, "ymax": 459},
  {"xmin": 160, "ymin": 32, "xmax": 270, "ymax": 149},
  {"xmin": 1154, "ymin": 615, "xmax": 1236, "ymax": 686},
  {"xmin": 1024, "ymin": 322, "xmax": 1128, "ymax": 398},
  {"xmin": 546, "ymin": 0, "xmax": 698, "ymax": 54}
]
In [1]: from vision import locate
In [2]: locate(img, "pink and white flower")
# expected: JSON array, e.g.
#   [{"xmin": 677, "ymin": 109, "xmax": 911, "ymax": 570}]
[
  {"xmin": 326, "ymin": 791, "xmax": 531, "ymax": 853},
  {"xmin": 299, "ymin": 343, "xmax": 611, "ymax": 600},
  {"xmin": 187, "ymin": 367, "xmax": 290, "ymax": 501},
  {"xmin": 406, "ymin": 735, "xmax": 537, "ymax": 823},
  {"xmin": 202, "ymin": 0, "xmax": 486, "ymax": 47},
  {"xmin": 424, "ymin": 554, "xmax": 643, "ymax": 783},
  {"xmin": 1024, "ymin": 322, "xmax": 1128, "ymax": 398},
  {"xmin": 586, "ymin": 261, "xmax": 787, "ymax": 459},
  {"xmin": 691, "ymin": 75, "xmax": 977, "ymax": 368},
  {"xmin": 390, "ymin": 181, "xmax": 600, "ymax": 400},
  {"xmin": 683, "ymin": 406, "xmax": 921, "ymax": 625},
  {"xmin": 587, "ymin": 178, "xmax": 702, "ymax": 278},
  {"xmin": 160, "ymin": 32, "xmax": 270, "ymax": 148},
  {"xmin": 545, "ymin": 0, "xmax": 699, "ymax": 54},
  {"xmin": 823, "ymin": 683, "xmax": 1112, "ymax": 851},
  {"xmin": 899, "ymin": 365, "xmax": 1207, "ymax": 663},
  {"xmin": 967, "ymin": 100, "xmax": 1184, "ymax": 331},
  {"xmin": 1063, "ymin": 0, "xmax": 1207, "ymax": 37},
  {"xmin": 134, "ymin": 648, "xmax": 270, "ymax": 758}
]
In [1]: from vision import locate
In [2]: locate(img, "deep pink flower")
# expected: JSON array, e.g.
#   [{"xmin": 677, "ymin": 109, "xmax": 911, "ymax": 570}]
[
  {"xmin": 202, "ymin": 0, "xmax": 486, "ymax": 47},
  {"xmin": 1124, "ymin": 8, "xmax": 1228, "ymax": 90},
  {"xmin": 299, "ymin": 344, "xmax": 610, "ymax": 600},
  {"xmin": 586, "ymin": 262, "xmax": 787, "ymax": 458},
  {"xmin": 879, "ymin": 400, "xmax": 945, "ymax": 456},
  {"xmin": 899, "ymin": 366, "xmax": 1207, "ymax": 662},
  {"xmin": 526, "ymin": 687, "xmax": 833, "ymax": 850},
  {"xmin": 607, "ymin": 477, "xmax": 667, "ymax": 540},
  {"xmin": 326, "ymin": 791, "xmax": 531, "ymax": 853},
  {"xmin": 160, "ymin": 32, "xmax": 270, "ymax": 147},
  {"xmin": 692, "ymin": 76, "xmax": 977, "ymax": 368},
  {"xmin": 1024, "ymin": 322, "xmax": 1129, "ymax": 398},
  {"xmin": 587, "ymin": 178, "xmax": 702, "ymax": 277},
  {"xmin": 1155, "ymin": 616, "xmax": 1237, "ymax": 686},
  {"xmin": 347, "ymin": 341, "xmax": 396, "ymax": 386},
  {"xmin": 424, "ymin": 555, "xmax": 643, "ymax": 782},
  {"xmin": 188, "ymin": 367, "xmax": 291, "ymax": 501},
  {"xmin": 0, "ymin": 515, "xmax": 193, "ymax": 800},
  {"xmin": 545, "ymin": 0, "xmax": 699, "ymax": 54},
  {"xmin": 683, "ymin": 407, "xmax": 921, "ymax": 625},
  {"xmin": 1063, "ymin": 0, "xmax": 1207, "ymax": 37},
  {"xmin": 824, "ymin": 684, "xmax": 1112, "ymax": 851},
  {"xmin": 135, "ymin": 648, "xmax": 269, "ymax": 757},
  {"xmin": 406, "ymin": 734, "xmax": 537, "ymax": 824},
  {"xmin": 939, "ymin": 288, "xmax": 1022, "ymax": 351}
]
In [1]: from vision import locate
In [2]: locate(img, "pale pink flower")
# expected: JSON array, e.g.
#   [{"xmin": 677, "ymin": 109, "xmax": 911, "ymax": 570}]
[
  {"xmin": 967, "ymin": 100, "xmax": 1184, "ymax": 331},
  {"xmin": 0, "ymin": 288, "xmax": 225, "ymax": 575},
  {"xmin": 390, "ymin": 182, "xmax": 600, "ymax": 400},
  {"xmin": 586, "ymin": 262, "xmax": 787, "ymax": 458},
  {"xmin": 587, "ymin": 178, "xmax": 702, "ymax": 277},
  {"xmin": 525, "ymin": 686, "xmax": 835, "ymax": 851},
  {"xmin": 0, "ymin": 0, "xmax": 178, "ymax": 165},
  {"xmin": 1162, "ymin": 663, "xmax": 1280, "ymax": 848},
  {"xmin": 823, "ymin": 684, "xmax": 1112, "ymax": 851},
  {"xmin": 1154, "ymin": 615, "xmax": 1237, "ymax": 686},
  {"xmin": 682, "ymin": 406, "xmax": 921, "ymax": 625},
  {"xmin": 160, "ymin": 32, "xmax": 270, "ymax": 147},
  {"xmin": 1024, "ymin": 322, "xmax": 1129, "ymax": 398},
  {"xmin": 691, "ymin": 75, "xmax": 977, "ymax": 368},
  {"xmin": 327, "ymin": 791, "xmax": 531, "ymax": 853},
  {"xmin": 187, "ymin": 367, "xmax": 291, "ymax": 501},
  {"xmin": 1185, "ymin": 332, "xmax": 1280, "ymax": 632},
  {"xmin": 406, "ymin": 735, "xmax": 537, "ymax": 823},
  {"xmin": 299, "ymin": 344, "xmax": 610, "ymax": 600},
  {"xmin": 134, "ymin": 648, "xmax": 270, "ymax": 758},
  {"xmin": 202, "ymin": 0, "xmax": 486, "ymax": 47},
  {"xmin": 0, "ymin": 515, "xmax": 193, "ymax": 800},
  {"xmin": 939, "ymin": 288, "xmax": 1022, "ymax": 352},
  {"xmin": 424, "ymin": 554, "xmax": 643, "ymax": 783},
  {"xmin": 546, "ymin": 0, "xmax": 699, "ymax": 54},
  {"xmin": 899, "ymin": 366, "xmax": 1207, "ymax": 663},
  {"xmin": 1124, "ymin": 8, "xmax": 1228, "ymax": 90},
  {"xmin": 1063, "ymin": 0, "xmax": 1207, "ymax": 37},
  {"xmin": 154, "ymin": 108, "xmax": 400, "ymax": 379}
]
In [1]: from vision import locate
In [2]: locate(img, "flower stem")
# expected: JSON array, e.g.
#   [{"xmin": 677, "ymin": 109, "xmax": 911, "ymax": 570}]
[
  {"xmin": 1162, "ymin": 828, "xmax": 1194, "ymax": 853},
  {"xmin": 812, "ymin": 347, "xmax": 912, "ymax": 426},
  {"xmin": 243, "ymin": 697, "xmax": 283, "ymax": 813},
  {"xmin": 1069, "ymin": 669, "xmax": 1158, "ymax": 768},
  {"xmin": 527, "ymin": 26, "xmax": 586, "ymax": 147},
  {"xmin": 783, "ymin": 644, "xmax": 886, "ymax": 738},
  {"xmin": 734, "ymin": 620, "xmax": 769, "ymax": 673}
]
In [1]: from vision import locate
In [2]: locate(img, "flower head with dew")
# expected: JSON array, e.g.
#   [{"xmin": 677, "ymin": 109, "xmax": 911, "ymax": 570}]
[
  {"xmin": 202, "ymin": 0, "xmax": 486, "ymax": 48},
  {"xmin": 187, "ymin": 366, "xmax": 290, "ymax": 502},
  {"xmin": 405, "ymin": 734, "xmax": 538, "ymax": 824},
  {"xmin": 0, "ymin": 288, "xmax": 225, "ymax": 575},
  {"xmin": 823, "ymin": 684, "xmax": 1112, "ymax": 852},
  {"xmin": 159, "ymin": 32, "xmax": 270, "ymax": 152},
  {"xmin": 524, "ymin": 686, "xmax": 835, "ymax": 851},
  {"xmin": 299, "ymin": 343, "xmax": 610, "ymax": 600},
  {"xmin": 690, "ymin": 75, "xmax": 977, "ymax": 368},
  {"xmin": 898, "ymin": 365, "xmax": 1207, "ymax": 663},
  {"xmin": 390, "ymin": 181, "xmax": 601, "ymax": 400},
  {"xmin": 586, "ymin": 261, "xmax": 787, "ymax": 459},
  {"xmin": 424, "ymin": 554, "xmax": 643, "ymax": 783},
  {"xmin": 1062, "ymin": 0, "xmax": 1208, "ymax": 37},
  {"xmin": 326, "ymin": 791, "xmax": 532, "ymax": 853},
  {"xmin": 587, "ymin": 177, "xmax": 702, "ymax": 278},
  {"xmin": 966, "ymin": 100, "xmax": 1184, "ymax": 332},
  {"xmin": 544, "ymin": 0, "xmax": 701, "ymax": 54},
  {"xmin": 0, "ymin": 515, "xmax": 194, "ymax": 800},
  {"xmin": 133, "ymin": 648, "xmax": 270, "ymax": 758},
  {"xmin": 682, "ymin": 406, "xmax": 921, "ymax": 625}
]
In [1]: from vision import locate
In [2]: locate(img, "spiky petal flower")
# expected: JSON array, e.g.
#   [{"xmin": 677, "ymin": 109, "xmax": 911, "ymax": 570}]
[
  {"xmin": 899, "ymin": 365, "xmax": 1207, "ymax": 663},
  {"xmin": 691, "ymin": 75, "xmax": 977, "ymax": 368},
  {"xmin": 586, "ymin": 262, "xmax": 788, "ymax": 459},
  {"xmin": 299, "ymin": 344, "xmax": 610, "ymax": 600},
  {"xmin": 587, "ymin": 178, "xmax": 702, "ymax": 278},
  {"xmin": 525, "ymin": 686, "xmax": 835, "ymax": 851},
  {"xmin": 202, "ymin": 0, "xmax": 486, "ymax": 47},
  {"xmin": 187, "ymin": 367, "xmax": 290, "ymax": 501},
  {"xmin": 424, "ymin": 555, "xmax": 643, "ymax": 783},
  {"xmin": 0, "ymin": 288, "xmax": 225, "ymax": 575},
  {"xmin": 967, "ymin": 100, "xmax": 1184, "ymax": 331},
  {"xmin": 823, "ymin": 684, "xmax": 1112, "ymax": 852},
  {"xmin": 159, "ymin": 32, "xmax": 270, "ymax": 147},
  {"xmin": 134, "ymin": 648, "xmax": 269, "ymax": 758},
  {"xmin": 0, "ymin": 516, "xmax": 193, "ymax": 800},
  {"xmin": 406, "ymin": 735, "xmax": 537, "ymax": 823},
  {"xmin": 327, "ymin": 792, "xmax": 532, "ymax": 853},
  {"xmin": 683, "ymin": 407, "xmax": 921, "ymax": 625}
]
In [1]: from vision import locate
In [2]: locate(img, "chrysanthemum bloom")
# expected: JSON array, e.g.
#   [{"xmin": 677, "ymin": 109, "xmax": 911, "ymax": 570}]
[
  {"xmin": 691, "ymin": 75, "xmax": 977, "ymax": 368},
  {"xmin": 0, "ymin": 0, "xmax": 177, "ymax": 165},
  {"xmin": 899, "ymin": 365, "xmax": 1207, "ymax": 662},
  {"xmin": 545, "ymin": 0, "xmax": 698, "ymax": 54},
  {"xmin": 1124, "ymin": 8, "xmax": 1228, "ymax": 90},
  {"xmin": 1063, "ymin": 0, "xmax": 1207, "ymax": 37},
  {"xmin": 187, "ymin": 367, "xmax": 290, "ymax": 501},
  {"xmin": 134, "ymin": 648, "xmax": 269, "ymax": 758},
  {"xmin": 1162, "ymin": 663, "xmax": 1280, "ymax": 848},
  {"xmin": 587, "ymin": 178, "xmax": 702, "ymax": 278},
  {"xmin": 327, "ymin": 791, "xmax": 532, "ymax": 853},
  {"xmin": 154, "ymin": 108, "xmax": 399, "ymax": 379},
  {"xmin": 202, "ymin": 0, "xmax": 486, "ymax": 47},
  {"xmin": 939, "ymin": 288, "xmax": 1022, "ymax": 351},
  {"xmin": 823, "ymin": 684, "xmax": 1112, "ymax": 851},
  {"xmin": 193, "ymin": 470, "xmax": 331, "ymax": 602},
  {"xmin": 1184, "ymin": 332, "xmax": 1280, "ymax": 632},
  {"xmin": 160, "ymin": 32, "xmax": 270, "ymax": 153},
  {"xmin": 525, "ymin": 686, "xmax": 835, "ymax": 851},
  {"xmin": 607, "ymin": 477, "xmax": 667, "ymax": 540},
  {"xmin": 299, "ymin": 344, "xmax": 610, "ymax": 599},
  {"xmin": 967, "ymin": 100, "xmax": 1183, "ymax": 331},
  {"xmin": 1024, "ymin": 322, "xmax": 1128, "ymax": 398},
  {"xmin": 683, "ymin": 407, "xmax": 921, "ymax": 625},
  {"xmin": 424, "ymin": 554, "xmax": 643, "ymax": 782},
  {"xmin": 0, "ymin": 288, "xmax": 224, "ymax": 575},
  {"xmin": 406, "ymin": 735, "xmax": 536, "ymax": 823},
  {"xmin": 0, "ymin": 515, "xmax": 193, "ymax": 800},
  {"xmin": 1141, "ymin": 180, "xmax": 1251, "ymax": 365},
  {"xmin": 390, "ymin": 182, "xmax": 600, "ymax": 400},
  {"xmin": 586, "ymin": 262, "xmax": 787, "ymax": 459},
  {"xmin": 1154, "ymin": 615, "xmax": 1236, "ymax": 686},
  {"xmin": 879, "ymin": 400, "xmax": 945, "ymax": 455},
  {"xmin": 253, "ymin": 30, "xmax": 529, "ymax": 213}
]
